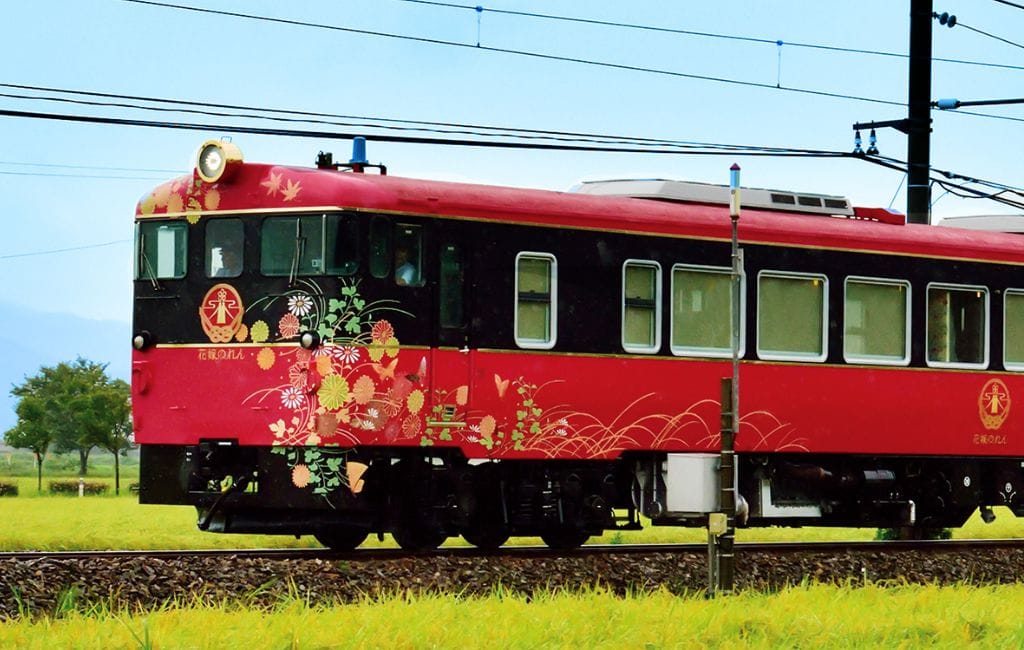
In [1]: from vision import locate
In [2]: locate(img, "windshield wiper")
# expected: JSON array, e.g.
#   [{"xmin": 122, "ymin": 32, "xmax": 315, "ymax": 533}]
[{"xmin": 138, "ymin": 233, "xmax": 162, "ymax": 291}]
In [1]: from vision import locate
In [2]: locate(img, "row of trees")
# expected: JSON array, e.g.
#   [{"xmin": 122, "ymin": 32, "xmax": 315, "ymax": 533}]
[{"xmin": 4, "ymin": 358, "xmax": 132, "ymax": 493}]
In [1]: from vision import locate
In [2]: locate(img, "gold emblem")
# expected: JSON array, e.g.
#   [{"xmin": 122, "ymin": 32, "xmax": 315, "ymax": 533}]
[
  {"xmin": 199, "ymin": 284, "xmax": 244, "ymax": 343},
  {"xmin": 979, "ymin": 379, "xmax": 1010, "ymax": 431}
]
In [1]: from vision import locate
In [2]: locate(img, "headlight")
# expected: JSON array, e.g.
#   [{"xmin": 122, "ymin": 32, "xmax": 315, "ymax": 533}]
[{"xmin": 196, "ymin": 140, "xmax": 243, "ymax": 183}]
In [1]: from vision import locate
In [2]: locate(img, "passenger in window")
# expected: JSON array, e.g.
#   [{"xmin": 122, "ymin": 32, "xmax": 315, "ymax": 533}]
[
  {"xmin": 216, "ymin": 247, "xmax": 242, "ymax": 277},
  {"xmin": 395, "ymin": 245, "xmax": 418, "ymax": 286}
]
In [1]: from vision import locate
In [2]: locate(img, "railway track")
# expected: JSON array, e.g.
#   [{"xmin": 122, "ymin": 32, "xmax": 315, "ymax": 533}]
[{"xmin": 3, "ymin": 538, "xmax": 1023, "ymax": 562}]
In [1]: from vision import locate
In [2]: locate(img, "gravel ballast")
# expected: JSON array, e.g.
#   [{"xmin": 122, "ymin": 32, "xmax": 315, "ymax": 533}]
[{"xmin": 2, "ymin": 548, "xmax": 1023, "ymax": 618}]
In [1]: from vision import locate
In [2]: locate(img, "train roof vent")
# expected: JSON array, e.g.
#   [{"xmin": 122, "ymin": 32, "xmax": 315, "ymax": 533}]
[
  {"xmin": 936, "ymin": 214, "xmax": 1024, "ymax": 233},
  {"xmin": 573, "ymin": 179, "xmax": 854, "ymax": 217}
]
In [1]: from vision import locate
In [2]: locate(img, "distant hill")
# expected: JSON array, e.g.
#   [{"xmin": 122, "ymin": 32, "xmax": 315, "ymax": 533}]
[{"xmin": 0, "ymin": 302, "xmax": 129, "ymax": 435}]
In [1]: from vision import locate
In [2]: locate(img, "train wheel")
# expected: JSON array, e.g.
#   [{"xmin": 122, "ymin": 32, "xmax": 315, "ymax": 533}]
[
  {"xmin": 540, "ymin": 527, "xmax": 590, "ymax": 550},
  {"xmin": 393, "ymin": 525, "xmax": 447, "ymax": 552},
  {"xmin": 314, "ymin": 526, "xmax": 369, "ymax": 551},
  {"xmin": 462, "ymin": 525, "xmax": 509, "ymax": 550}
]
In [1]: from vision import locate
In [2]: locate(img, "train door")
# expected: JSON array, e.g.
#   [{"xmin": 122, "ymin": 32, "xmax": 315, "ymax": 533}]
[{"xmin": 430, "ymin": 239, "xmax": 472, "ymax": 429}]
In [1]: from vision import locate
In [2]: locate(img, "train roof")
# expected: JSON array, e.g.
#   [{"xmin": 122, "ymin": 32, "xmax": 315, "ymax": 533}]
[{"xmin": 136, "ymin": 155, "xmax": 1024, "ymax": 266}]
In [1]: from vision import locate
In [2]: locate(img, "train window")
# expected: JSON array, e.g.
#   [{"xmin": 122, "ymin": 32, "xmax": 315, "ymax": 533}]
[
  {"xmin": 515, "ymin": 252, "xmax": 557, "ymax": 349},
  {"xmin": 843, "ymin": 278, "xmax": 911, "ymax": 365},
  {"xmin": 369, "ymin": 216, "xmax": 391, "ymax": 279},
  {"xmin": 394, "ymin": 224, "xmax": 424, "ymax": 287},
  {"xmin": 205, "ymin": 218, "xmax": 243, "ymax": 278},
  {"xmin": 136, "ymin": 220, "xmax": 187, "ymax": 280},
  {"xmin": 927, "ymin": 283, "xmax": 988, "ymax": 368},
  {"xmin": 440, "ymin": 243, "xmax": 465, "ymax": 328},
  {"xmin": 325, "ymin": 214, "xmax": 359, "ymax": 275},
  {"xmin": 757, "ymin": 271, "xmax": 828, "ymax": 362},
  {"xmin": 671, "ymin": 264, "xmax": 744, "ymax": 358},
  {"xmin": 260, "ymin": 215, "xmax": 324, "ymax": 276},
  {"xmin": 622, "ymin": 261, "xmax": 661, "ymax": 353},
  {"xmin": 1005, "ymin": 290, "xmax": 1024, "ymax": 370}
]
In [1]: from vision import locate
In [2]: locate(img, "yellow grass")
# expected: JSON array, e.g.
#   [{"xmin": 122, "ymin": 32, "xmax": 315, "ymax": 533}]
[
  {"xmin": 0, "ymin": 484, "xmax": 1021, "ymax": 551},
  {"xmin": 2, "ymin": 584, "xmax": 1023, "ymax": 648}
]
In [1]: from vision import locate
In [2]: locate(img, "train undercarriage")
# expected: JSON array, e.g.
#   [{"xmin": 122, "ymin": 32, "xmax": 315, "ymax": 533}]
[{"xmin": 139, "ymin": 443, "xmax": 1024, "ymax": 550}]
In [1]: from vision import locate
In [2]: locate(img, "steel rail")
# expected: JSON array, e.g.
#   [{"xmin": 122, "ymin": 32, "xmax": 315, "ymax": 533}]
[{"xmin": 2, "ymin": 538, "xmax": 1022, "ymax": 563}]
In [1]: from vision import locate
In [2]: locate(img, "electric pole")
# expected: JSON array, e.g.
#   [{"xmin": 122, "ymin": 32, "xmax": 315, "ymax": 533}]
[{"xmin": 907, "ymin": 0, "xmax": 934, "ymax": 224}]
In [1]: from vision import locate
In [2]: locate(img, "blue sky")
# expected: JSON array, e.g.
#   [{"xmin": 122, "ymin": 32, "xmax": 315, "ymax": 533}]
[{"xmin": 0, "ymin": 0, "xmax": 1021, "ymax": 331}]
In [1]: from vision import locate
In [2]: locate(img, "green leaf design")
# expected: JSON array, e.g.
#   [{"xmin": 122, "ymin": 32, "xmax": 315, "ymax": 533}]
[
  {"xmin": 325, "ymin": 313, "xmax": 338, "ymax": 324},
  {"xmin": 516, "ymin": 410, "xmax": 527, "ymax": 421},
  {"xmin": 328, "ymin": 298, "xmax": 343, "ymax": 312},
  {"xmin": 345, "ymin": 318, "xmax": 361, "ymax": 334},
  {"xmin": 342, "ymin": 285, "xmax": 358, "ymax": 297},
  {"xmin": 352, "ymin": 298, "xmax": 366, "ymax": 311}
]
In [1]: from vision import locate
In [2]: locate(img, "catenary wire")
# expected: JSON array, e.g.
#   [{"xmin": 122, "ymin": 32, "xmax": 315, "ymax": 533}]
[
  {"xmin": 955, "ymin": 20, "xmax": 1024, "ymax": 51},
  {"xmin": 120, "ymin": 0, "xmax": 907, "ymax": 109},
  {"xmin": 398, "ymin": 0, "xmax": 1024, "ymax": 72},
  {"xmin": 0, "ymin": 240, "xmax": 131, "ymax": 260},
  {"xmin": 0, "ymin": 83, "xmax": 818, "ymax": 152},
  {"xmin": 115, "ymin": 1, "xmax": 1024, "ymax": 125}
]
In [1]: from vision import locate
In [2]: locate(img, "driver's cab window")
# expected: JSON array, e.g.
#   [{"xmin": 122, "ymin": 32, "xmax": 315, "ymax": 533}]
[
  {"xmin": 261, "ymin": 215, "xmax": 324, "ymax": 276},
  {"xmin": 206, "ymin": 218, "xmax": 244, "ymax": 278},
  {"xmin": 136, "ymin": 220, "xmax": 187, "ymax": 280},
  {"xmin": 394, "ymin": 224, "xmax": 424, "ymax": 287}
]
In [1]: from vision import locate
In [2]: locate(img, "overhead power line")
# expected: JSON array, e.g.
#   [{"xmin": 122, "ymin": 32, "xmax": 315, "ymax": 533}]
[
  {"xmin": 115, "ymin": 1, "xmax": 1024, "ymax": 126},
  {"xmin": 0, "ymin": 106, "xmax": 852, "ymax": 158},
  {"xmin": 0, "ymin": 239, "xmax": 131, "ymax": 261},
  {"xmin": 0, "ymin": 83, "xmax": 857, "ymax": 153},
  {"xmin": 2, "ymin": 104, "xmax": 1020, "ymax": 212},
  {"xmin": 398, "ymin": 0, "xmax": 1024, "ymax": 72},
  {"xmin": 991, "ymin": 0, "xmax": 1024, "ymax": 10},
  {"xmin": 120, "ymin": 0, "xmax": 906, "ymax": 109},
  {"xmin": 956, "ymin": 20, "xmax": 1024, "ymax": 51}
]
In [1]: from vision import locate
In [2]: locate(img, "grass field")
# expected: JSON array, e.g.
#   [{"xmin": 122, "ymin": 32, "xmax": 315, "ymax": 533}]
[
  {"xmin": 1, "ymin": 449, "xmax": 1023, "ymax": 550},
  {"xmin": 2, "ymin": 584, "xmax": 1023, "ymax": 648}
]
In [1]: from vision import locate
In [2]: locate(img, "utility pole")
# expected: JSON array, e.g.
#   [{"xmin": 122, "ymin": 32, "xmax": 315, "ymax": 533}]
[{"xmin": 907, "ymin": 0, "xmax": 933, "ymax": 224}]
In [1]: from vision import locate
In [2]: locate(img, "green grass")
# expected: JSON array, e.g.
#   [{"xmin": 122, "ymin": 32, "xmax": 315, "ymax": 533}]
[
  {"xmin": 2, "ymin": 584, "xmax": 1023, "ymax": 648},
  {"xmin": 1, "ymin": 448, "xmax": 1021, "ymax": 550}
]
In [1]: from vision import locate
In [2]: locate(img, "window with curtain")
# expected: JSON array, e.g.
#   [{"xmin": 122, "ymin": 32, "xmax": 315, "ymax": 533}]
[
  {"xmin": 927, "ymin": 284, "xmax": 987, "ymax": 367},
  {"xmin": 623, "ymin": 261, "xmax": 660, "ymax": 353},
  {"xmin": 1005, "ymin": 290, "xmax": 1024, "ymax": 369},
  {"xmin": 672, "ymin": 265, "xmax": 739, "ymax": 357},
  {"xmin": 515, "ymin": 253, "xmax": 556, "ymax": 349},
  {"xmin": 843, "ymin": 278, "xmax": 910, "ymax": 364},
  {"xmin": 758, "ymin": 272, "xmax": 827, "ymax": 361}
]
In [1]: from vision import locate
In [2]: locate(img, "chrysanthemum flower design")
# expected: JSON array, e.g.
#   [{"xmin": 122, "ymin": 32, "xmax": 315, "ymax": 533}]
[
  {"xmin": 288, "ymin": 364, "xmax": 308, "ymax": 389},
  {"xmin": 250, "ymin": 320, "xmax": 270, "ymax": 343},
  {"xmin": 317, "ymin": 374, "xmax": 350, "ymax": 410},
  {"xmin": 281, "ymin": 386, "xmax": 305, "ymax": 409},
  {"xmin": 406, "ymin": 389, "xmax": 425, "ymax": 414},
  {"xmin": 256, "ymin": 347, "xmax": 276, "ymax": 370},
  {"xmin": 278, "ymin": 313, "xmax": 300, "ymax": 339},
  {"xmin": 288, "ymin": 294, "xmax": 313, "ymax": 317},
  {"xmin": 353, "ymin": 375, "xmax": 376, "ymax": 405},
  {"xmin": 291, "ymin": 464, "xmax": 311, "ymax": 488},
  {"xmin": 402, "ymin": 414, "xmax": 421, "ymax": 437},
  {"xmin": 333, "ymin": 346, "xmax": 361, "ymax": 365},
  {"xmin": 371, "ymin": 320, "xmax": 394, "ymax": 345}
]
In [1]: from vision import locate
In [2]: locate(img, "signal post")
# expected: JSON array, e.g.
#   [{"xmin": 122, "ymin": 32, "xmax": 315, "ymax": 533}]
[{"xmin": 708, "ymin": 164, "xmax": 742, "ymax": 596}]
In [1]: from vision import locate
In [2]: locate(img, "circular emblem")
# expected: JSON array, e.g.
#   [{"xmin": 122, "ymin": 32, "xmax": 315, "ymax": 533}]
[
  {"xmin": 979, "ymin": 378, "xmax": 1010, "ymax": 431},
  {"xmin": 199, "ymin": 283, "xmax": 244, "ymax": 343}
]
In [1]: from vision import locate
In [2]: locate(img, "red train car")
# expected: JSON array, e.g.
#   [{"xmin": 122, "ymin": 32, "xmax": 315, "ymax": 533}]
[{"xmin": 133, "ymin": 140, "xmax": 1024, "ymax": 549}]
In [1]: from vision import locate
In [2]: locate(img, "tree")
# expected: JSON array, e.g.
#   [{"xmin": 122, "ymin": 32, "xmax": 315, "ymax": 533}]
[
  {"xmin": 8, "ymin": 358, "xmax": 129, "ymax": 479},
  {"xmin": 87, "ymin": 379, "xmax": 132, "ymax": 494},
  {"xmin": 3, "ymin": 403, "xmax": 52, "ymax": 493}
]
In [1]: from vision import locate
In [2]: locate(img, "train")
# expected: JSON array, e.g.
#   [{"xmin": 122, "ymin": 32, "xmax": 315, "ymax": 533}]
[{"xmin": 132, "ymin": 139, "xmax": 1024, "ymax": 550}]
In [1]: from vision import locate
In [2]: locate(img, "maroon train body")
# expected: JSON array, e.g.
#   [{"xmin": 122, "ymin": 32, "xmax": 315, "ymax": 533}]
[{"xmin": 132, "ymin": 141, "xmax": 1024, "ymax": 549}]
